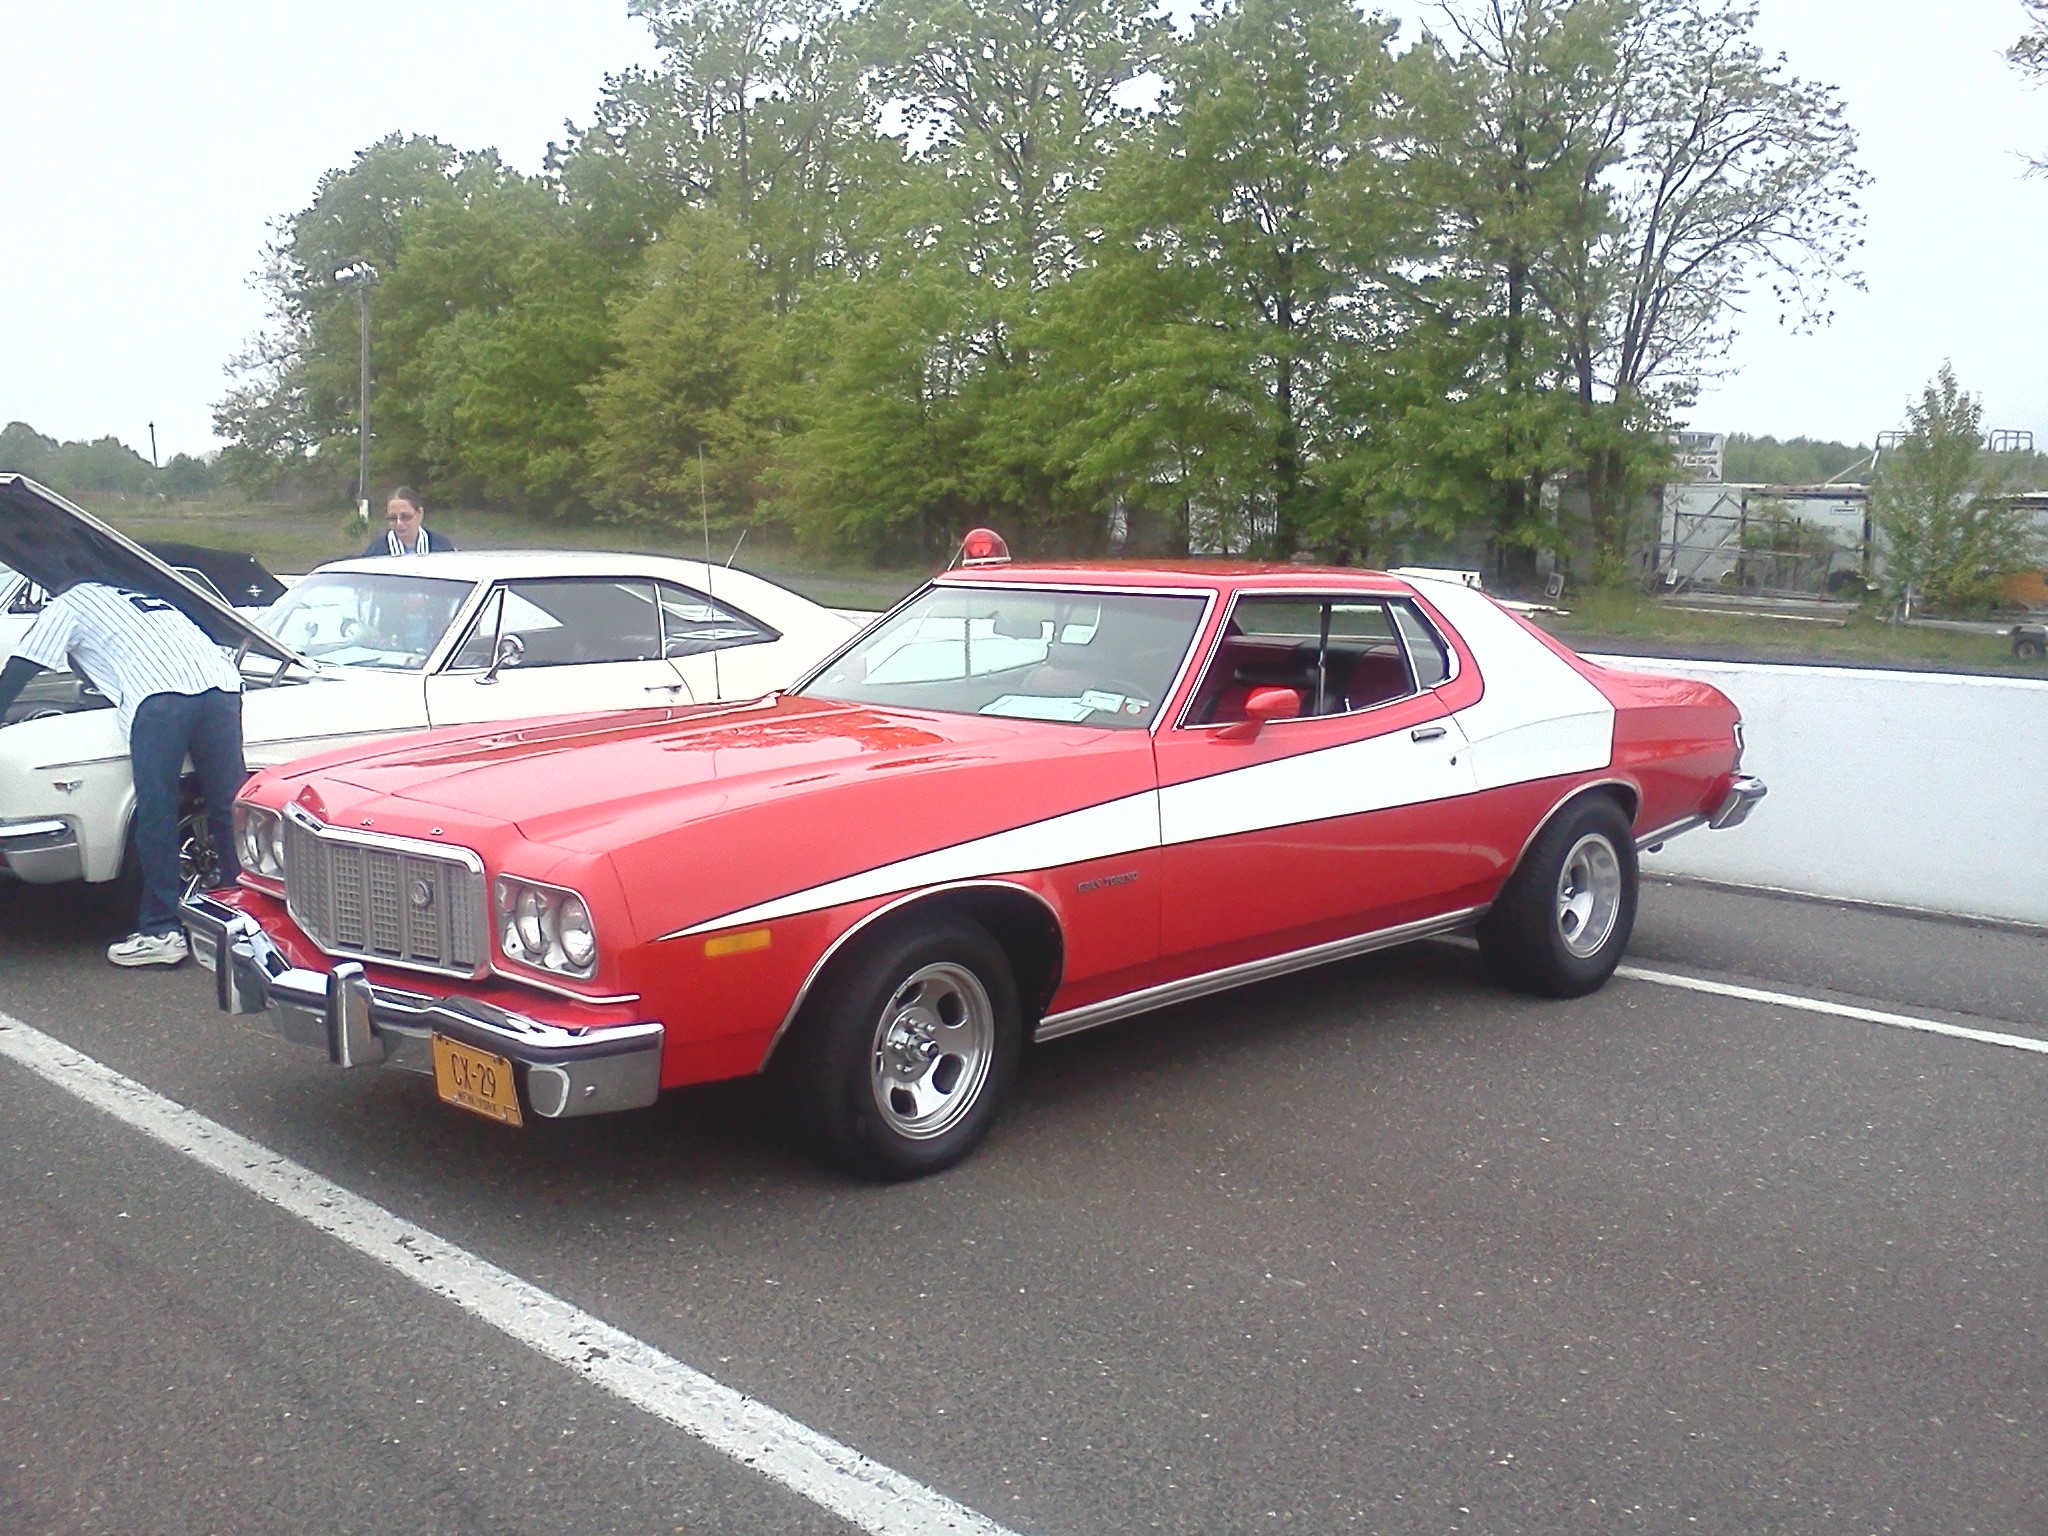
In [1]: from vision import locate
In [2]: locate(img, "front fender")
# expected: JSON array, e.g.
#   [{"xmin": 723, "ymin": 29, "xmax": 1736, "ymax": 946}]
[{"xmin": 0, "ymin": 710, "xmax": 133, "ymax": 884}]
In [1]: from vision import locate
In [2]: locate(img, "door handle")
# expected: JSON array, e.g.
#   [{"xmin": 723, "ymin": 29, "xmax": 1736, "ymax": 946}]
[
  {"xmin": 644, "ymin": 682, "xmax": 685, "ymax": 694},
  {"xmin": 1410, "ymin": 725, "xmax": 1447, "ymax": 743}
]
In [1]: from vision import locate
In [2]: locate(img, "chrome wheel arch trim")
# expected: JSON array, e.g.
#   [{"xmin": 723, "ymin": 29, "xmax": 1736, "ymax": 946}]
[
  {"xmin": 1034, "ymin": 905, "xmax": 1488, "ymax": 1043},
  {"xmin": 754, "ymin": 879, "xmax": 1064, "ymax": 1071},
  {"xmin": 1502, "ymin": 777, "xmax": 1641, "ymax": 883}
]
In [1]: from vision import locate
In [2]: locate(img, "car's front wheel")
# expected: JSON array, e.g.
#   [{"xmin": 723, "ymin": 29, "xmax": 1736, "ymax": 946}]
[
  {"xmin": 1478, "ymin": 795, "xmax": 1638, "ymax": 998},
  {"xmin": 785, "ymin": 916, "xmax": 1022, "ymax": 1180}
]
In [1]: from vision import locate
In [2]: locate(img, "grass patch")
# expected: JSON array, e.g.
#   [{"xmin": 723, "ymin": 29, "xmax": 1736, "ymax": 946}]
[{"xmin": 1541, "ymin": 586, "xmax": 2038, "ymax": 676}]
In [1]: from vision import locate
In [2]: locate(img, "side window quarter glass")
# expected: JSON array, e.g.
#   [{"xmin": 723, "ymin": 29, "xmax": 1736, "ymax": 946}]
[
  {"xmin": 1392, "ymin": 602, "xmax": 1452, "ymax": 690},
  {"xmin": 657, "ymin": 582, "xmax": 774, "ymax": 658}
]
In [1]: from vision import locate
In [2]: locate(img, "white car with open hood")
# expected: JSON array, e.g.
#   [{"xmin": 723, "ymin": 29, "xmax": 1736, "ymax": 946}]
[{"xmin": 0, "ymin": 475, "xmax": 861, "ymax": 894}]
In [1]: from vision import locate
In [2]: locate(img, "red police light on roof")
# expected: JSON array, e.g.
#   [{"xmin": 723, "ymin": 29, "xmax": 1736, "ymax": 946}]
[{"xmin": 957, "ymin": 527, "xmax": 1011, "ymax": 567}]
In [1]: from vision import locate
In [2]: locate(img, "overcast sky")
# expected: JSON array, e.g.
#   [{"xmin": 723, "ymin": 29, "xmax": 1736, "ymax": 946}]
[{"xmin": 4, "ymin": 0, "xmax": 2045, "ymax": 463}]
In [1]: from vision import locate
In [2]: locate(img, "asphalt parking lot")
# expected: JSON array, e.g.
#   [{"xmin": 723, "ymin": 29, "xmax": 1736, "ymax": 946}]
[{"xmin": 1, "ymin": 877, "xmax": 2042, "ymax": 1535}]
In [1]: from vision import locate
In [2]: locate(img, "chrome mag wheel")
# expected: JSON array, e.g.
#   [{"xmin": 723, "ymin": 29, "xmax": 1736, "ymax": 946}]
[
  {"xmin": 1554, "ymin": 832, "xmax": 1623, "ymax": 959},
  {"xmin": 869, "ymin": 962, "xmax": 997, "ymax": 1141}
]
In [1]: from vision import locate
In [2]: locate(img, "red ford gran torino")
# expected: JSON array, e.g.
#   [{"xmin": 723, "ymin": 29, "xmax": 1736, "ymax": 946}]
[{"xmin": 183, "ymin": 546, "xmax": 1763, "ymax": 1178}]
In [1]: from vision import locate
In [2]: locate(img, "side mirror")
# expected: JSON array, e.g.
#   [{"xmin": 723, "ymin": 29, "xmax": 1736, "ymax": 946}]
[
  {"xmin": 1216, "ymin": 685, "xmax": 1300, "ymax": 742},
  {"xmin": 478, "ymin": 631, "xmax": 526, "ymax": 685}
]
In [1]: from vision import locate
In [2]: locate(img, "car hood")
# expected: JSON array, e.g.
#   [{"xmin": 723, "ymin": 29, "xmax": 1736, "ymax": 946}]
[
  {"xmin": 0, "ymin": 476, "xmax": 304, "ymax": 664},
  {"xmin": 281, "ymin": 692, "xmax": 1157, "ymax": 939},
  {"xmin": 314, "ymin": 693, "xmax": 1134, "ymax": 829}
]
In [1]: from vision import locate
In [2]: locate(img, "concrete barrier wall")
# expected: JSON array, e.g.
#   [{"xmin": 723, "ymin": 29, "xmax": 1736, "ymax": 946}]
[{"xmin": 1596, "ymin": 656, "xmax": 2048, "ymax": 927}]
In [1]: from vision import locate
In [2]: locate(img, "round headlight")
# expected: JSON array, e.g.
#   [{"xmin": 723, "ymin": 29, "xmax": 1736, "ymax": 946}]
[
  {"xmin": 514, "ymin": 888, "xmax": 548, "ymax": 954},
  {"xmin": 557, "ymin": 896, "xmax": 595, "ymax": 969},
  {"xmin": 238, "ymin": 820, "xmax": 265, "ymax": 871},
  {"xmin": 265, "ymin": 819, "xmax": 286, "ymax": 875}
]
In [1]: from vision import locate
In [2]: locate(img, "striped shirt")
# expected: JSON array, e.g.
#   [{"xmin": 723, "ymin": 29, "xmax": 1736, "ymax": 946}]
[{"xmin": 15, "ymin": 582, "xmax": 241, "ymax": 739}]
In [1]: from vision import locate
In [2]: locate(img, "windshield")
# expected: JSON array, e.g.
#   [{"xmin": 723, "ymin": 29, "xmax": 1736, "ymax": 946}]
[
  {"xmin": 258, "ymin": 571, "xmax": 472, "ymax": 671},
  {"xmin": 801, "ymin": 585, "xmax": 1206, "ymax": 729}
]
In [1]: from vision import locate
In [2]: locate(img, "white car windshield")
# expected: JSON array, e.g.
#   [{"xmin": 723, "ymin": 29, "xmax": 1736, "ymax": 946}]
[
  {"xmin": 259, "ymin": 571, "xmax": 472, "ymax": 671},
  {"xmin": 801, "ymin": 585, "xmax": 1205, "ymax": 729}
]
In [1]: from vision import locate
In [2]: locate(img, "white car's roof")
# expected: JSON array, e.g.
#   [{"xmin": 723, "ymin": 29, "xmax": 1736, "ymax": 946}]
[
  {"xmin": 306, "ymin": 548, "xmax": 843, "ymax": 632},
  {"xmin": 318, "ymin": 549, "xmax": 737, "ymax": 584}
]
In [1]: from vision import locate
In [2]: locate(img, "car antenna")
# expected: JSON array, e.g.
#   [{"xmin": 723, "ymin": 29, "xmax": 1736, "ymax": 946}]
[{"xmin": 699, "ymin": 445, "xmax": 722, "ymax": 702}]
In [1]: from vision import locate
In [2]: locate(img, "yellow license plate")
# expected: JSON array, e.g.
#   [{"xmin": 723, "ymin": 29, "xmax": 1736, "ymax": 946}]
[{"xmin": 432, "ymin": 1035, "xmax": 524, "ymax": 1128}]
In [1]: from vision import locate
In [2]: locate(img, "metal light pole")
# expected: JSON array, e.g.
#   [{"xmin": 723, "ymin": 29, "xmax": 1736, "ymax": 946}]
[{"xmin": 334, "ymin": 262, "xmax": 380, "ymax": 524}]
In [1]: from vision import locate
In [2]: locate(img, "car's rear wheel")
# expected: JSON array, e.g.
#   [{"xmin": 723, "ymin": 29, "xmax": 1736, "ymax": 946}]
[
  {"xmin": 1478, "ymin": 795, "xmax": 1638, "ymax": 998},
  {"xmin": 2015, "ymin": 633, "xmax": 2046, "ymax": 661},
  {"xmin": 784, "ymin": 916, "xmax": 1022, "ymax": 1180}
]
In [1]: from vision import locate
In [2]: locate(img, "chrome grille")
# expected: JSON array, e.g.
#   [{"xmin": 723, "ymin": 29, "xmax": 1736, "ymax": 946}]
[{"xmin": 283, "ymin": 813, "xmax": 486, "ymax": 977}]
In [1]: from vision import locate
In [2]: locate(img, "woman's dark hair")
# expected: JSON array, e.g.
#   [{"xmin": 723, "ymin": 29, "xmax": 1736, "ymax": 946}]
[{"xmin": 387, "ymin": 486, "xmax": 425, "ymax": 513}]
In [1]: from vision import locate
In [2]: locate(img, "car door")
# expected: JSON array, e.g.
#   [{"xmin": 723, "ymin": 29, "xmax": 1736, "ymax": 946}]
[
  {"xmin": 423, "ymin": 577, "xmax": 695, "ymax": 728},
  {"xmin": 1151, "ymin": 591, "xmax": 1486, "ymax": 981}
]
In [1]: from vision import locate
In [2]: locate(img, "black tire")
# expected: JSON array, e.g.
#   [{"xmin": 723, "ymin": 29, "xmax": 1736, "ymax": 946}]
[
  {"xmin": 1478, "ymin": 795, "xmax": 1638, "ymax": 999},
  {"xmin": 2015, "ymin": 634, "xmax": 2046, "ymax": 662},
  {"xmin": 781, "ymin": 915, "xmax": 1022, "ymax": 1181}
]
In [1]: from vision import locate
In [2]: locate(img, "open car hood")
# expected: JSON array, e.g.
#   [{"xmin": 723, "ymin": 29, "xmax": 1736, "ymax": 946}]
[{"xmin": 0, "ymin": 475, "xmax": 306, "ymax": 665}]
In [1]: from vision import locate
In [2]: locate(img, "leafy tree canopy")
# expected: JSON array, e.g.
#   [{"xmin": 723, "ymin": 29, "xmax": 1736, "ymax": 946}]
[
  {"xmin": 1870, "ymin": 365, "xmax": 2043, "ymax": 615},
  {"xmin": 211, "ymin": 0, "xmax": 1871, "ymax": 584}
]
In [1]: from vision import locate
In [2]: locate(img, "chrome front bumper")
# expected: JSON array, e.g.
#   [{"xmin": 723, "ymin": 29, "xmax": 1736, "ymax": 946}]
[
  {"xmin": 1708, "ymin": 774, "xmax": 1768, "ymax": 831},
  {"xmin": 179, "ymin": 893, "xmax": 663, "ymax": 1120},
  {"xmin": 0, "ymin": 818, "xmax": 83, "ymax": 884}
]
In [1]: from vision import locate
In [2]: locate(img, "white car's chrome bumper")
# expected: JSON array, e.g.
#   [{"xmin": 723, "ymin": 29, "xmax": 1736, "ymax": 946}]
[{"xmin": 0, "ymin": 818, "xmax": 83, "ymax": 883}]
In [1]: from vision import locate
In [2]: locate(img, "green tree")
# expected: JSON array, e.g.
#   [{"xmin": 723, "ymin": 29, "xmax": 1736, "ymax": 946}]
[
  {"xmin": 1046, "ymin": 0, "xmax": 1408, "ymax": 558},
  {"xmin": 862, "ymin": 0, "xmax": 1167, "ymax": 297},
  {"xmin": 583, "ymin": 210, "xmax": 777, "ymax": 524},
  {"xmin": 377, "ymin": 158, "xmax": 619, "ymax": 511},
  {"xmin": 1870, "ymin": 366, "xmax": 2042, "ymax": 615},
  {"xmin": 1541, "ymin": 0, "xmax": 1867, "ymax": 573},
  {"xmin": 560, "ymin": 0, "xmax": 876, "ymax": 304},
  {"xmin": 767, "ymin": 260, "xmax": 992, "ymax": 559},
  {"xmin": 1394, "ymin": 0, "xmax": 1628, "ymax": 580},
  {"xmin": 1722, "ymin": 434, "xmax": 1871, "ymax": 484},
  {"xmin": 215, "ymin": 135, "xmax": 465, "ymax": 494},
  {"xmin": 2011, "ymin": 0, "xmax": 2048, "ymax": 169}
]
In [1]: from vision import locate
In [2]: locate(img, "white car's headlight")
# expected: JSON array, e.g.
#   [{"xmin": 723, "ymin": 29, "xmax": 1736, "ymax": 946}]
[
  {"xmin": 495, "ymin": 876, "xmax": 599, "ymax": 979},
  {"xmin": 233, "ymin": 802, "xmax": 285, "ymax": 882}
]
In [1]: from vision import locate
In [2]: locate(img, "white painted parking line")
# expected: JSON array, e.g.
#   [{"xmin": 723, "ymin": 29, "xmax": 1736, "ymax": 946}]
[
  {"xmin": 1617, "ymin": 965, "xmax": 2048, "ymax": 1056},
  {"xmin": 0, "ymin": 1010, "xmax": 1024, "ymax": 1536}
]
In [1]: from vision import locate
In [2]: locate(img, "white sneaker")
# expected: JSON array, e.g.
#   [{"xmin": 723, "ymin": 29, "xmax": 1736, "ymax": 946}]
[{"xmin": 108, "ymin": 931, "xmax": 188, "ymax": 968}]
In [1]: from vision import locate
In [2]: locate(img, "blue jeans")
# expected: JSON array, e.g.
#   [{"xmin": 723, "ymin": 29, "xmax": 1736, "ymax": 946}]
[{"xmin": 130, "ymin": 689, "xmax": 246, "ymax": 936}]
